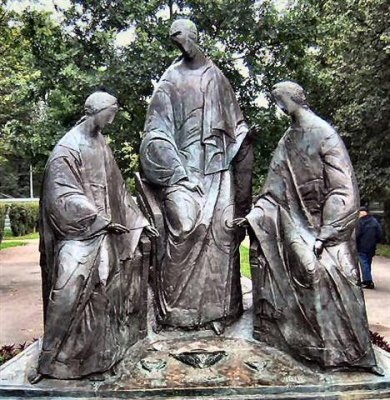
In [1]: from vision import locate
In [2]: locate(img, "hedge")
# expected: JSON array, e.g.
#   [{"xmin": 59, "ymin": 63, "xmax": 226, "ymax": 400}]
[
  {"xmin": 8, "ymin": 202, "xmax": 39, "ymax": 237},
  {"xmin": 0, "ymin": 203, "xmax": 9, "ymax": 244}
]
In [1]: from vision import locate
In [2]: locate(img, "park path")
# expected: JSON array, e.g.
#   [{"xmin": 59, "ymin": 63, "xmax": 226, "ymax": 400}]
[
  {"xmin": 0, "ymin": 240, "xmax": 389, "ymax": 346},
  {"xmin": 0, "ymin": 240, "xmax": 43, "ymax": 346}
]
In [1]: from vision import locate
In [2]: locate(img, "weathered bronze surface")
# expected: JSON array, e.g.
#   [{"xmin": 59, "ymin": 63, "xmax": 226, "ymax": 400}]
[
  {"xmin": 139, "ymin": 19, "xmax": 253, "ymax": 332},
  {"xmin": 36, "ymin": 91, "xmax": 154, "ymax": 380},
  {"xmin": 240, "ymin": 81, "xmax": 377, "ymax": 371}
]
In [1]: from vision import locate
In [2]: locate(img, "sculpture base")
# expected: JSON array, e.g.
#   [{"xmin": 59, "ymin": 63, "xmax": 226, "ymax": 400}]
[
  {"xmin": 1, "ymin": 327, "xmax": 390, "ymax": 399},
  {"xmin": 1, "ymin": 279, "xmax": 389, "ymax": 399}
]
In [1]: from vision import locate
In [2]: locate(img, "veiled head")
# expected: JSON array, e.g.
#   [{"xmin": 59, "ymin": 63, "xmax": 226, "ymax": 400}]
[
  {"xmin": 271, "ymin": 81, "xmax": 309, "ymax": 115},
  {"xmin": 170, "ymin": 19, "xmax": 198, "ymax": 42},
  {"xmin": 169, "ymin": 19, "xmax": 198, "ymax": 58},
  {"xmin": 84, "ymin": 91, "xmax": 119, "ymax": 129}
]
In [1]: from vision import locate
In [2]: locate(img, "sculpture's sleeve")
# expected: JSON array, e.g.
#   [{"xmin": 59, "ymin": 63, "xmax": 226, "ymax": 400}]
[
  {"xmin": 45, "ymin": 154, "xmax": 110, "ymax": 239},
  {"xmin": 219, "ymin": 71, "xmax": 249, "ymax": 163},
  {"xmin": 317, "ymin": 133, "xmax": 359, "ymax": 244},
  {"xmin": 234, "ymin": 134, "xmax": 254, "ymax": 218},
  {"xmin": 140, "ymin": 86, "xmax": 187, "ymax": 186}
]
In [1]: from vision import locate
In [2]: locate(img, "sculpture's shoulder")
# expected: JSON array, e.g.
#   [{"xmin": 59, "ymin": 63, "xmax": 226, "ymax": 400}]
[
  {"xmin": 148, "ymin": 64, "xmax": 180, "ymax": 104},
  {"xmin": 306, "ymin": 113, "xmax": 342, "ymax": 151},
  {"xmin": 157, "ymin": 61, "xmax": 182, "ymax": 87},
  {"xmin": 49, "ymin": 128, "xmax": 82, "ymax": 163},
  {"xmin": 204, "ymin": 59, "xmax": 230, "ymax": 84}
]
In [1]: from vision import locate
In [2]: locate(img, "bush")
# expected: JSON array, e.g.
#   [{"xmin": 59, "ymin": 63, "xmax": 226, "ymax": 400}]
[
  {"xmin": 0, "ymin": 203, "xmax": 9, "ymax": 244},
  {"xmin": 8, "ymin": 202, "xmax": 39, "ymax": 237},
  {"xmin": 0, "ymin": 340, "xmax": 37, "ymax": 366}
]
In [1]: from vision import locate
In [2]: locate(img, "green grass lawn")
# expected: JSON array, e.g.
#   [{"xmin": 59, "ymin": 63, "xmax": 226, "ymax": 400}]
[
  {"xmin": 0, "ymin": 241, "xmax": 27, "ymax": 250},
  {"xmin": 240, "ymin": 245, "xmax": 251, "ymax": 279},
  {"xmin": 377, "ymin": 244, "xmax": 390, "ymax": 258},
  {"xmin": 3, "ymin": 228, "xmax": 39, "ymax": 241},
  {"xmin": 240, "ymin": 243, "xmax": 390, "ymax": 278}
]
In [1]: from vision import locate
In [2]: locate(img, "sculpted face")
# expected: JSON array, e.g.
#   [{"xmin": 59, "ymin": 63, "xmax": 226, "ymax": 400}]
[
  {"xmin": 271, "ymin": 81, "xmax": 307, "ymax": 116},
  {"xmin": 94, "ymin": 104, "xmax": 118, "ymax": 130},
  {"xmin": 169, "ymin": 19, "xmax": 198, "ymax": 59}
]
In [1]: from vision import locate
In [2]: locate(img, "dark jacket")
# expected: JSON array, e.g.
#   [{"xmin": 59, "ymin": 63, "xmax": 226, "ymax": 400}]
[{"xmin": 357, "ymin": 215, "xmax": 383, "ymax": 256}]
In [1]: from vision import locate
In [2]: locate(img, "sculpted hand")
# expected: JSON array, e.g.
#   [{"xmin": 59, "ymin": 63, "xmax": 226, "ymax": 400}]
[
  {"xmin": 178, "ymin": 180, "xmax": 204, "ymax": 196},
  {"xmin": 144, "ymin": 225, "xmax": 159, "ymax": 238},
  {"xmin": 107, "ymin": 222, "xmax": 130, "ymax": 234},
  {"xmin": 313, "ymin": 239, "xmax": 324, "ymax": 258},
  {"xmin": 231, "ymin": 217, "xmax": 249, "ymax": 228}
]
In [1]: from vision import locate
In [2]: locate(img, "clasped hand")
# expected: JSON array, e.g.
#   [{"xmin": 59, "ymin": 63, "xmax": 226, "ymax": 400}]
[
  {"xmin": 144, "ymin": 225, "xmax": 159, "ymax": 238},
  {"xmin": 107, "ymin": 222, "xmax": 130, "ymax": 234},
  {"xmin": 231, "ymin": 217, "xmax": 249, "ymax": 228}
]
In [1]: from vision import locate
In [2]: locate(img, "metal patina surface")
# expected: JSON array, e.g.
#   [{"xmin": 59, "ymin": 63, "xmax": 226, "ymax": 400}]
[
  {"xmin": 138, "ymin": 19, "xmax": 253, "ymax": 334},
  {"xmin": 35, "ymin": 91, "xmax": 154, "ymax": 381},
  {"xmin": 243, "ymin": 81, "xmax": 378, "ymax": 371}
]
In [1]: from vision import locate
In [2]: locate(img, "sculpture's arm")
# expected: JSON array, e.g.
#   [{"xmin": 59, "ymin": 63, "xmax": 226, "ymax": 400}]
[
  {"xmin": 140, "ymin": 87, "xmax": 187, "ymax": 186},
  {"xmin": 233, "ymin": 132, "xmax": 254, "ymax": 218},
  {"xmin": 140, "ymin": 135, "xmax": 187, "ymax": 186},
  {"xmin": 45, "ymin": 155, "xmax": 110, "ymax": 239},
  {"xmin": 317, "ymin": 134, "xmax": 359, "ymax": 244}
]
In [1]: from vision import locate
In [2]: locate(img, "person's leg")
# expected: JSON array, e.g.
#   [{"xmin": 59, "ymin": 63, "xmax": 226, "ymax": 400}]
[
  {"xmin": 359, "ymin": 253, "xmax": 374, "ymax": 288},
  {"xmin": 367, "ymin": 254, "xmax": 373, "ymax": 281}
]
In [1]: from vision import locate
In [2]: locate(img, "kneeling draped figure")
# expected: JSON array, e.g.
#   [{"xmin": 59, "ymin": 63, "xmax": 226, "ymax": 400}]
[
  {"xmin": 235, "ymin": 81, "xmax": 380, "ymax": 374},
  {"xmin": 35, "ymin": 91, "xmax": 157, "ymax": 381}
]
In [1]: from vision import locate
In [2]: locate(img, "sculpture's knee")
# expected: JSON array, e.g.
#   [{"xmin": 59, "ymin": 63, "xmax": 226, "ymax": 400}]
[{"xmin": 164, "ymin": 188, "xmax": 200, "ymax": 240}]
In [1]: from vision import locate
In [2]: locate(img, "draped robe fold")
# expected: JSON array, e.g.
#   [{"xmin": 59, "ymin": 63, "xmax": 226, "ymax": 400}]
[
  {"xmin": 140, "ymin": 59, "xmax": 250, "ymax": 328},
  {"xmin": 247, "ymin": 123, "xmax": 377, "ymax": 368},
  {"xmin": 38, "ymin": 127, "xmax": 148, "ymax": 378}
]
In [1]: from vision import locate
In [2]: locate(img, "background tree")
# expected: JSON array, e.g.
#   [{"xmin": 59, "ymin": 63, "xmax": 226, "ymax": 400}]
[{"xmin": 0, "ymin": 0, "xmax": 388, "ymax": 200}]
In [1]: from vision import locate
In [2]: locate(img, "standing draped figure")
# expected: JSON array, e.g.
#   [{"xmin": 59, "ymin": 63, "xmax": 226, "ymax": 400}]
[{"xmin": 140, "ymin": 19, "xmax": 253, "ymax": 333}]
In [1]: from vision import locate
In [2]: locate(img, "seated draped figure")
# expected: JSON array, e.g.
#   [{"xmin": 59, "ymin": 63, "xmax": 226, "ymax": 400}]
[
  {"xmin": 139, "ymin": 19, "xmax": 254, "ymax": 335},
  {"xmin": 31, "ymin": 91, "xmax": 157, "ymax": 382},
  {"xmin": 233, "ymin": 81, "xmax": 382, "ymax": 375}
]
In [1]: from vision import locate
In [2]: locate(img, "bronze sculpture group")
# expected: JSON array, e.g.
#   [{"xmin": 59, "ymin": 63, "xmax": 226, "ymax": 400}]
[{"xmin": 33, "ymin": 19, "xmax": 382, "ymax": 383}]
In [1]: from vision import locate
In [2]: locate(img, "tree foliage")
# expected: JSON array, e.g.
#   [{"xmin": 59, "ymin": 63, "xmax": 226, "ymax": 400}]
[
  {"xmin": 298, "ymin": 0, "xmax": 390, "ymax": 196},
  {"xmin": 0, "ymin": 0, "xmax": 388, "ymax": 198}
]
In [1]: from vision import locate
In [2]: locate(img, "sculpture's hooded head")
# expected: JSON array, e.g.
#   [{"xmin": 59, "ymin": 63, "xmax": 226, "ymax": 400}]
[
  {"xmin": 169, "ymin": 19, "xmax": 199, "ymax": 59},
  {"xmin": 84, "ymin": 91, "xmax": 119, "ymax": 130},
  {"xmin": 271, "ymin": 81, "xmax": 309, "ymax": 116}
]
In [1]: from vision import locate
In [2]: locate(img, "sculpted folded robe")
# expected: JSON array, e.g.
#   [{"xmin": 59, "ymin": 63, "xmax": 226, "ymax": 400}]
[
  {"xmin": 247, "ymin": 123, "xmax": 377, "ymax": 368},
  {"xmin": 140, "ymin": 58, "xmax": 250, "ymax": 328},
  {"xmin": 38, "ymin": 127, "xmax": 148, "ymax": 378}
]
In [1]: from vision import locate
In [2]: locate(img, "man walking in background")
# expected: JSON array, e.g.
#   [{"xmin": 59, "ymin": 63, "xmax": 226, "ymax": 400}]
[{"xmin": 357, "ymin": 206, "xmax": 383, "ymax": 289}]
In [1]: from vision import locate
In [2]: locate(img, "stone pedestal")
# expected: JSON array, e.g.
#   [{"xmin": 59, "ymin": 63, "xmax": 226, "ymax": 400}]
[{"xmin": 1, "ymin": 278, "xmax": 389, "ymax": 399}]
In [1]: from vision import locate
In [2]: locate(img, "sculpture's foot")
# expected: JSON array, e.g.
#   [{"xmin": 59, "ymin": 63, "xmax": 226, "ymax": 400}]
[
  {"xmin": 330, "ymin": 364, "xmax": 385, "ymax": 377},
  {"xmin": 28, "ymin": 372, "xmax": 43, "ymax": 385},
  {"xmin": 88, "ymin": 372, "xmax": 106, "ymax": 382},
  {"xmin": 211, "ymin": 321, "xmax": 225, "ymax": 336},
  {"xmin": 368, "ymin": 365, "xmax": 385, "ymax": 376}
]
